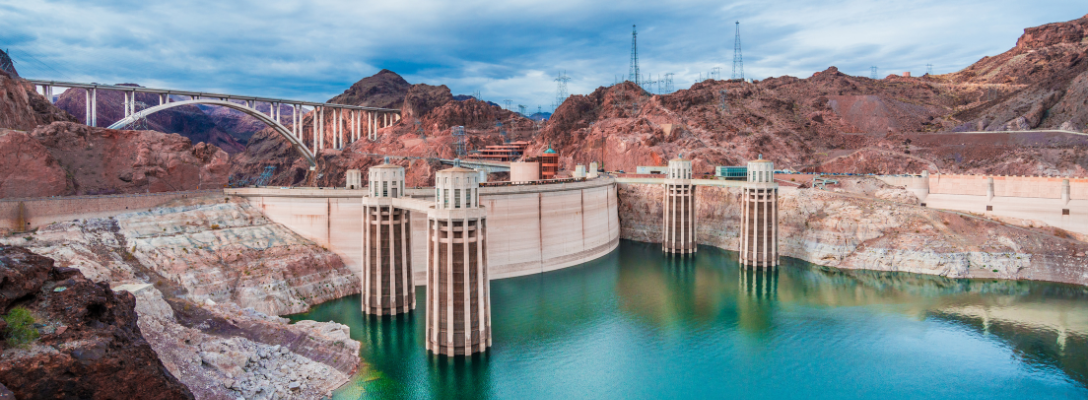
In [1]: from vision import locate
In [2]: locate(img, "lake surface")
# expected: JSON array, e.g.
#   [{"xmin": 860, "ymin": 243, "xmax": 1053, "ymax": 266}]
[{"xmin": 290, "ymin": 241, "xmax": 1088, "ymax": 399}]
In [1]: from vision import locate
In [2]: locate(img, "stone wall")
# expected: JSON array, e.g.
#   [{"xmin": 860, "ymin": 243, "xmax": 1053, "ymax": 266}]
[
  {"xmin": 618, "ymin": 183, "xmax": 1088, "ymax": 286},
  {"xmin": 0, "ymin": 190, "xmax": 223, "ymax": 232}
]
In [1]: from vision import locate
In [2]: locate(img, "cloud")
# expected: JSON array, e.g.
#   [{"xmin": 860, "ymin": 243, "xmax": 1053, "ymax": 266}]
[{"xmin": 1, "ymin": 0, "xmax": 1084, "ymax": 110}]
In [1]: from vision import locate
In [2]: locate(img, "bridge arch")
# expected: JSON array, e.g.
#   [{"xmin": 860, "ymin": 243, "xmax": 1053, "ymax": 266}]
[{"xmin": 107, "ymin": 99, "xmax": 317, "ymax": 168}]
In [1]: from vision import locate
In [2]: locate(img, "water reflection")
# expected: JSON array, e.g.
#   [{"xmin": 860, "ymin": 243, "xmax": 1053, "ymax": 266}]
[{"xmin": 291, "ymin": 241, "xmax": 1088, "ymax": 399}]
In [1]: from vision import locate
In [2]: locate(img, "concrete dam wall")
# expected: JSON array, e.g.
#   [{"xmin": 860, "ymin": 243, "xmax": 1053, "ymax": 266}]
[
  {"xmin": 228, "ymin": 178, "xmax": 620, "ymax": 283},
  {"xmin": 874, "ymin": 174, "xmax": 1088, "ymax": 236}
]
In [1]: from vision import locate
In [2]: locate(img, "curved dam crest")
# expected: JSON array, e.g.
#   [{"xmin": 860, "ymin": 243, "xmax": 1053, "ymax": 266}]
[{"xmin": 227, "ymin": 177, "xmax": 620, "ymax": 284}]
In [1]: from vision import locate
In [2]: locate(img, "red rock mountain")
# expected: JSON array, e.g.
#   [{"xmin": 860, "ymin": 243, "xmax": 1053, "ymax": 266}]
[
  {"xmin": 945, "ymin": 13, "xmax": 1088, "ymax": 132},
  {"xmin": 327, "ymin": 69, "xmax": 412, "ymax": 109}
]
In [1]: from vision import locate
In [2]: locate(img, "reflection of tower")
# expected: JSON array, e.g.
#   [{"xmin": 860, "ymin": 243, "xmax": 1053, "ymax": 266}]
[
  {"xmin": 362, "ymin": 160, "xmax": 414, "ymax": 315},
  {"xmin": 739, "ymin": 267, "xmax": 778, "ymax": 301},
  {"xmin": 740, "ymin": 155, "xmax": 778, "ymax": 268},
  {"xmin": 663, "ymin": 156, "xmax": 696, "ymax": 254},
  {"xmin": 426, "ymin": 162, "xmax": 491, "ymax": 356}
]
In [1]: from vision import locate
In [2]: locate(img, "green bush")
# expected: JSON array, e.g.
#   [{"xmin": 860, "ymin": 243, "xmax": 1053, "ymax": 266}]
[{"xmin": 3, "ymin": 307, "xmax": 39, "ymax": 347}]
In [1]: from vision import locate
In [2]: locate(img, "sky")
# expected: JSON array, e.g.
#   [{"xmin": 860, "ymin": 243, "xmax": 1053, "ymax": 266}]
[{"xmin": 2, "ymin": 0, "xmax": 1085, "ymax": 112}]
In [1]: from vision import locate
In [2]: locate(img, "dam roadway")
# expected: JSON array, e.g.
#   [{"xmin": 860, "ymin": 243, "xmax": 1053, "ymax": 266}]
[{"xmin": 226, "ymin": 176, "xmax": 620, "ymax": 283}]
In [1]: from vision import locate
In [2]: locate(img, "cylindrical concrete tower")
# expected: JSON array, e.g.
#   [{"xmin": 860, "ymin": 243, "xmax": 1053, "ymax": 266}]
[
  {"xmin": 361, "ymin": 159, "xmax": 414, "ymax": 315},
  {"xmin": 346, "ymin": 169, "xmax": 362, "ymax": 189},
  {"xmin": 663, "ymin": 157, "xmax": 696, "ymax": 254},
  {"xmin": 740, "ymin": 155, "xmax": 778, "ymax": 268},
  {"xmin": 426, "ymin": 162, "xmax": 491, "ymax": 356}
]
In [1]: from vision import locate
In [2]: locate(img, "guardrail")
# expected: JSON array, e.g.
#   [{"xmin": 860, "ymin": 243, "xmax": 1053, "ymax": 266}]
[{"xmin": 0, "ymin": 189, "xmax": 224, "ymax": 203}]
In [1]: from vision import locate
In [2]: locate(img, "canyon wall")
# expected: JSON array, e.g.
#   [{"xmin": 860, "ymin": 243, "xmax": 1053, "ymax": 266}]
[
  {"xmin": 618, "ymin": 183, "xmax": 1088, "ymax": 286},
  {"xmin": 0, "ymin": 195, "xmax": 363, "ymax": 399}
]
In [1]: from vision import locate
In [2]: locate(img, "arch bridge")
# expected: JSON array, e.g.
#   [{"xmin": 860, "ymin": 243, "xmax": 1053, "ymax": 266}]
[{"xmin": 28, "ymin": 80, "xmax": 402, "ymax": 168}]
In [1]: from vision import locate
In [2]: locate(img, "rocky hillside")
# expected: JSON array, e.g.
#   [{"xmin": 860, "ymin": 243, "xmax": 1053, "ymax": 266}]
[
  {"xmin": 1, "ymin": 195, "xmax": 364, "ymax": 398},
  {"xmin": 327, "ymin": 68, "xmax": 412, "ymax": 109},
  {"xmin": 618, "ymin": 183, "xmax": 1088, "ymax": 285},
  {"xmin": 0, "ymin": 70, "xmax": 76, "ymax": 132},
  {"xmin": 54, "ymin": 85, "xmax": 246, "ymax": 153},
  {"xmin": 0, "ymin": 246, "xmax": 194, "ymax": 399},
  {"xmin": 943, "ymin": 13, "xmax": 1088, "ymax": 132},
  {"xmin": 0, "ymin": 122, "xmax": 230, "ymax": 197}
]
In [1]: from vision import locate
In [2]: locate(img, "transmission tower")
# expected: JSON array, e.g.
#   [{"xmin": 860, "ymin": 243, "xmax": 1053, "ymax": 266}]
[
  {"xmin": 472, "ymin": 90, "xmax": 482, "ymax": 101},
  {"xmin": 629, "ymin": 25, "xmax": 640, "ymax": 86},
  {"xmin": 503, "ymin": 100, "xmax": 513, "ymax": 110},
  {"xmin": 732, "ymin": 21, "xmax": 744, "ymax": 81},
  {"xmin": 518, "ymin": 105, "xmax": 527, "ymax": 117},
  {"xmin": 664, "ymin": 73, "xmax": 674, "ymax": 93},
  {"xmin": 870, "ymin": 66, "xmax": 878, "ymax": 79},
  {"xmin": 554, "ymin": 71, "xmax": 570, "ymax": 111},
  {"xmin": 712, "ymin": 67, "xmax": 722, "ymax": 81},
  {"xmin": 452, "ymin": 126, "xmax": 466, "ymax": 157},
  {"xmin": 926, "ymin": 64, "xmax": 933, "ymax": 75},
  {"xmin": 0, "ymin": 49, "xmax": 17, "ymax": 78}
]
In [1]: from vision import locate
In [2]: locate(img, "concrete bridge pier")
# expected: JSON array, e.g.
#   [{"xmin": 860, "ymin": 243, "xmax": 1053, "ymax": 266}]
[
  {"xmin": 663, "ymin": 156, "xmax": 696, "ymax": 255},
  {"xmin": 740, "ymin": 156, "xmax": 778, "ymax": 268},
  {"xmin": 426, "ymin": 162, "xmax": 491, "ymax": 356},
  {"xmin": 362, "ymin": 161, "xmax": 415, "ymax": 315}
]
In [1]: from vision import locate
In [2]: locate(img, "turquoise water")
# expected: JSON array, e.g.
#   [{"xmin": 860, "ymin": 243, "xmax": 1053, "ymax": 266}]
[{"xmin": 290, "ymin": 241, "xmax": 1088, "ymax": 399}]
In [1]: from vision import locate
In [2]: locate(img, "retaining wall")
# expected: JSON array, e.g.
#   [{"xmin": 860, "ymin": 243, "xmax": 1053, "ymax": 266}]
[
  {"xmin": 0, "ymin": 190, "xmax": 225, "ymax": 232},
  {"xmin": 873, "ymin": 174, "xmax": 1088, "ymax": 235}
]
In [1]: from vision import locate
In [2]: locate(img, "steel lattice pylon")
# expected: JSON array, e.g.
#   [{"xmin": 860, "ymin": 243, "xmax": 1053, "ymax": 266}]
[
  {"xmin": 629, "ymin": 25, "xmax": 640, "ymax": 86},
  {"xmin": 732, "ymin": 22, "xmax": 744, "ymax": 81}
]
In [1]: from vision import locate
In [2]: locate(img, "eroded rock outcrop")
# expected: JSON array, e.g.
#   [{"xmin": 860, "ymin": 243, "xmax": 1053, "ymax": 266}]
[
  {"xmin": 618, "ymin": 183, "xmax": 1088, "ymax": 285},
  {"xmin": 1, "ymin": 196, "xmax": 364, "ymax": 398},
  {"xmin": 4, "ymin": 122, "xmax": 232, "ymax": 196},
  {"xmin": 0, "ymin": 70, "xmax": 77, "ymax": 132},
  {"xmin": 0, "ymin": 246, "xmax": 194, "ymax": 399}
]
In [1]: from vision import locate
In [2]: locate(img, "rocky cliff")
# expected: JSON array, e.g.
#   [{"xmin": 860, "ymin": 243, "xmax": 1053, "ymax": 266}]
[
  {"xmin": 0, "ymin": 70, "xmax": 77, "ymax": 132},
  {"xmin": 618, "ymin": 183, "xmax": 1088, "ymax": 285},
  {"xmin": 0, "ymin": 246, "xmax": 194, "ymax": 399},
  {"xmin": 1, "ymin": 195, "xmax": 363, "ymax": 398},
  {"xmin": 0, "ymin": 122, "xmax": 230, "ymax": 197}
]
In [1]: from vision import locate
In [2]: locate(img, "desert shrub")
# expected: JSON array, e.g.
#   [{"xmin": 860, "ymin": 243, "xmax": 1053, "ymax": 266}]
[{"xmin": 3, "ymin": 307, "xmax": 39, "ymax": 347}]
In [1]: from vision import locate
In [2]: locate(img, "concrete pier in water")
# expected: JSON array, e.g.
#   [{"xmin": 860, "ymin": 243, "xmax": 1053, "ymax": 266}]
[
  {"xmin": 662, "ymin": 157, "xmax": 696, "ymax": 255},
  {"xmin": 740, "ymin": 156, "xmax": 778, "ymax": 268},
  {"xmin": 361, "ymin": 161, "xmax": 415, "ymax": 316},
  {"xmin": 426, "ymin": 164, "xmax": 492, "ymax": 356}
]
